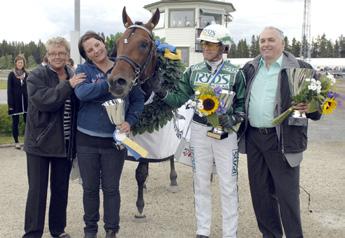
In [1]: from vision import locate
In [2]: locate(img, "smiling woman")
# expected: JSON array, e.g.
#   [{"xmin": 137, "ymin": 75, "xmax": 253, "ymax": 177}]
[
  {"xmin": 48, "ymin": 52, "xmax": 68, "ymax": 58},
  {"xmin": 22, "ymin": 36, "xmax": 85, "ymax": 238}
]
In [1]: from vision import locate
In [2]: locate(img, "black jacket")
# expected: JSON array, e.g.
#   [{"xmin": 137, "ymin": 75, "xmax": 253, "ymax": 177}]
[
  {"xmin": 239, "ymin": 51, "xmax": 321, "ymax": 154},
  {"xmin": 24, "ymin": 65, "xmax": 78, "ymax": 159},
  {"xmin": 7, "ymin": 71, "xmax": 28, "ymax": 115}
]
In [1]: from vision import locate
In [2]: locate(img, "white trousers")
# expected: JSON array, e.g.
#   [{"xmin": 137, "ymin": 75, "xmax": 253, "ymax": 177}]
[{"xmin": 190, "ymin": 122, "xmax": 239, "ymax": 238}]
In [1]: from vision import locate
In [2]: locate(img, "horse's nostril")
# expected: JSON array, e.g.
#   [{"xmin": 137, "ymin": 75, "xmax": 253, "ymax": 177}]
[{"xmin": 117, "ymin": 78, "xmax": 127, "ymax": 86}]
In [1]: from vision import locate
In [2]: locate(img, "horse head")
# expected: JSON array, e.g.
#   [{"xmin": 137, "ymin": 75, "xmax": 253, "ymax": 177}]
[{"xmin": 108, "ymin": 7, "xmax": 160, "ymax": 98}]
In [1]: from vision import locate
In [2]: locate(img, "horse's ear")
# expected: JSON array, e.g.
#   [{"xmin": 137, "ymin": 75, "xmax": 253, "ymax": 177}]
[
  {"xmin": 122, "ymin": 6, "xmax": 133, "ymax": 28},
  {"xmin": 144, "ymin": 8, "xmax": 160, "ymax": 31}
]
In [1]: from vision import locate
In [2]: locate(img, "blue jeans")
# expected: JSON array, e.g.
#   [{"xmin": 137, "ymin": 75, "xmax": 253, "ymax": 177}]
[{"xmin": 77, "ymin": 138, "xmax": 126, "ymax": 235}]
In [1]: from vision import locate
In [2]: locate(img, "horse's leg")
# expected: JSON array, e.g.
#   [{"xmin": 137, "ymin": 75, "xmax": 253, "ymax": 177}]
[
  {"xmin": 135, "ymin": 161, "xmax": 149, "ymax": 219},
  {"xmin": 168, "ymin": 155, "xmax": 179, "ymax": 193}
]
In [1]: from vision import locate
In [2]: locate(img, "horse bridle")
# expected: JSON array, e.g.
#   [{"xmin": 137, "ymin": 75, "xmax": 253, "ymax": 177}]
[{"xmin": 115, "ymin": 24, "xmax": 156, "ymax": 86}]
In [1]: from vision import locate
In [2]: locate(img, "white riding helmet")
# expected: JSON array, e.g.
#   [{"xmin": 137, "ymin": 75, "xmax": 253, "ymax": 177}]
[{"xmin": 197, "ymin": 24, "xmax": 233, "ymax": 46}]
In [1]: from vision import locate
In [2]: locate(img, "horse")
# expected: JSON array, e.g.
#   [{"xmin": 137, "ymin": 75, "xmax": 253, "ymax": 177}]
[
  {"xmin": 108, "ymin": 7, "xmax": 181, "ymax": 220},
  {"xmin": 109, "ymin": 7, "xmax": 159, "ymax": 98}
]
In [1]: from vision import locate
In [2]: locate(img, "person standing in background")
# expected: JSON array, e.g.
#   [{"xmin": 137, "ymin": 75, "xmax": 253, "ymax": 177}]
[
  {"xmin": 23, "ymin": 36, "xmax": 85, "ymax": 238},
  {"xmin": 67, "ymin": 58, "xmax": 76, "ymax": 71},
  {"xmin": 7, "ymin": 54, "xmax": 28, "ymax": 149},
  {"xmin": 41, "ymin": 54, "xmax": 49, "ymax": 66}
]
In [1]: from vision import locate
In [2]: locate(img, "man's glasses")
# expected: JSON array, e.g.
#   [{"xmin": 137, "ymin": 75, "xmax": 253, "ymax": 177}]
[
  {"xmin": 200, "ymin": 41, "xmax": 221, "ymax": 51},
  {"xmin": 48, "ymin": 52, "xmax": 67, "ymax": 58}
]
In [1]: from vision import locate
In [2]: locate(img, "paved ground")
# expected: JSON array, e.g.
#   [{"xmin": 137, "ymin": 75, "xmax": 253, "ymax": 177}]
[
  {"xmin": 0, "ymin": 89, "xmax": 6, "ymax": 104},
  {"xmin": 1, "ymin": 81, "xmax": 344, "ymax": 237}
]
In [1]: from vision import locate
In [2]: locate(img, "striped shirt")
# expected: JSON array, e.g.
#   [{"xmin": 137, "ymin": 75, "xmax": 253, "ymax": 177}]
[{"xmin": 64, "ymin": 98, "xmax": 72, "ymax": 140}]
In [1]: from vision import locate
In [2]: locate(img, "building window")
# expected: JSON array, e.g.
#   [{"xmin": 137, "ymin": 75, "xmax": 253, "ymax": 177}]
[
  {"xmin": 199, "ymin": 9, "xmax": 222, "ymax": 28},
  {"xmin": 156, "ymin": 11, "xmax": 165, "ymax": 29},
  {"xmin": 195, "ymin": 28, "xmax": 203, "ymax": 53},
  {"xmin": 169, "ymin": 9, "xmax": 194, "ymax": 28},
  {"xmin": 177, "ymin": 47, "xmax": 189, "ymax": 66}
]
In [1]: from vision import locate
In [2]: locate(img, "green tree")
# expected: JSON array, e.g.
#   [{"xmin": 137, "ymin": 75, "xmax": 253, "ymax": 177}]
[
  {"xmin": 237, "ymin": 39, "xmax": 249, "ymax": 58},
  {"xmin": 228, "ymin": 43, "xmax": 237, "ymax": 58},
  {"xmin": 0, "ymin": 54, "xmax": 13, "ymax": 69},
  {"xmin": 311, "ymin": 39, "xmax": 319, "ymax": 58},
  {"xmin": 284, "ymin": 36, "xmax": 291, "ymax": 52},
  {"xmin": 290, "ymin": 38, "xmax": 301, "ymax": 57},
  {"xmin": 27, "ymin": 55, "xmax": 37, "ymax": 68},
  {"xmin": 301, "ymin": 35, "xmax": 310, "ymax": 58},
  {"xmin": 316, "ymin": 34, "xmax": 329, "ymax": 57},
  {"xmin": 338, "ymin": 35, "xmax": 345, "ymax": 57},
  {"xmin": 326, "ymin": 40, "xmax": 334, "ymax": 57},
  {"xmin": 249, "ymin": 35, "xmax": 259, "ymax": 57},
  {"xmin": 105, "ymin": 32, "xmax": 123, "ymax": 55},
  {"xmin": 333, "ymin": 40, "xmax": 340, "ymax": 58}
]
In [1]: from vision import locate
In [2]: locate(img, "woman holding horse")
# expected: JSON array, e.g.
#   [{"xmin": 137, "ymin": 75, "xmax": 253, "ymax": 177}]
[
  {"xmin": 75, "ymin": 31, "xmax": 144, "ymax": 238},
  {"xmin": 155, "ymin": 24, "xmax": 246, "ymax": 238}
]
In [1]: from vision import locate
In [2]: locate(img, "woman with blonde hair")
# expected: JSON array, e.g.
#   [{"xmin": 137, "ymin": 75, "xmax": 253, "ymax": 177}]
[
  {"xmin": 7, "ymin": 54, "xmax": 28, "ymax": 149},
  {"xmin": 23, "ymin": 36, "xmax": 85, "ymax": 238}
]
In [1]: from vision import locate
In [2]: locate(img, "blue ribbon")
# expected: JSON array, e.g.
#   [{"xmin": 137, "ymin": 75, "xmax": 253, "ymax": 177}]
[
  {"xmin": 155, "ymin": 40, "xmax": 176, "ymax": 53},
  {"xmin": 112, "ymin": 131, "xmax": 142, "ymax": 160}
]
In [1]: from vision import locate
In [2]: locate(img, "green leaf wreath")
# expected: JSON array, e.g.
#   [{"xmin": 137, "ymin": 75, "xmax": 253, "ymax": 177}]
[{"xmin": 131, "ymin": 54, "xmax": 185, "ymax": 135}]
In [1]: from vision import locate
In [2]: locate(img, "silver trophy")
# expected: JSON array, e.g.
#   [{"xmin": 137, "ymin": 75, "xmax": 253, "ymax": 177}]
[
  {"xmin": 286, "ymin": 68, "xmax": 314, "ymax": 126},
  {"xmin": 103, "ymin": 99, "xmax": 126, "ymax": 146},
  {"xmin": 103, "ymin": 99, "xmax": 125, "ymax": 126},
  {"xmin": 207, "ymin": 90, "xmax": 235, "ymax": 140}
]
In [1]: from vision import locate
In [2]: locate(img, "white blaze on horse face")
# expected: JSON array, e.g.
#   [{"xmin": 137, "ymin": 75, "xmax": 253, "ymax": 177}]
[{"xmin": 108, "ymin": 7, "xmax": 160, "ymax": 98}]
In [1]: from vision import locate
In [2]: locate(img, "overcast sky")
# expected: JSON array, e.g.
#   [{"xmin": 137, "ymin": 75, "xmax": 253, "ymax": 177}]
[{"xmin": 0, "ymin": 0, "xmax": 343, "ymax": 44}]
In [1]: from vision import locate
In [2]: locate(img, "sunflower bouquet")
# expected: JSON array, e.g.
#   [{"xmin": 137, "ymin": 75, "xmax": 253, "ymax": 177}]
[
  {"xmin": 272, "ymin": 71, "xmax": 338, "ymax": 126},
  {"xmin": 188, "ymin": 85, "xmax": 234, "ymax": 128}
]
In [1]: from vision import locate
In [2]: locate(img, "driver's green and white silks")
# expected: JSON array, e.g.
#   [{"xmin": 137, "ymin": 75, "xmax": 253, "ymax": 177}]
[
  {"xmin": 189, "ymin": 60, "xmax": 241, "ymax": 91},
  {"xmin": 232, "ymin": 149, "xmax": 239, "ymax": 176}
]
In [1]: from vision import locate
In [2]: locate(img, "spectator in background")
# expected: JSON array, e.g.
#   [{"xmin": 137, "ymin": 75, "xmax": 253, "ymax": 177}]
[
  {"xmin": 23, "ymin": 36, "xmax": 86, "ymax": 238},
  {"xmin": 41, "ymin": 54, "xmax": 49, "ymax": 66},
  {"xmin": 67, "ymin": 58, "xmax": 75, "ymax": 70},
  {"xmin": 7, "ymin": 54, "xmax": 28, "ymax": 149}
]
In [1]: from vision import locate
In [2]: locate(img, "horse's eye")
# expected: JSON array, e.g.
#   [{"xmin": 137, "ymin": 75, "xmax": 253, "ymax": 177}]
[{"xmin": 139, "ymin": 42, "xmax": 149, "ymax": 50}]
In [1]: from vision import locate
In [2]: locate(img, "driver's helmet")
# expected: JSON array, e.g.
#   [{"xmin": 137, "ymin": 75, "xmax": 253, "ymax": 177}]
[{"xmin": 197, "ymin": 24, "xmax": 233, "ymax": 46}]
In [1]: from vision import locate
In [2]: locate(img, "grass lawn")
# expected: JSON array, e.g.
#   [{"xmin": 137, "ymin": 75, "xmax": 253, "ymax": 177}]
[
  {"xmin": 0, "ymin": 80, "xmax": 6, "ymax": 89},
  {"xmin": 0, "ymin": 135, "xmax": 24, "ymax": 145}
]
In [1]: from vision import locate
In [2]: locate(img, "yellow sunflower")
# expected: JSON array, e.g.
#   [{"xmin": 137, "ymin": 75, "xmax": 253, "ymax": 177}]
[
  {"xmin": 199, "ymin": 94, "xmax": 219, "ymax": 116},
  {"xmin": 322, "ymin": 97, "xmax": 337, "ymax": 114}
]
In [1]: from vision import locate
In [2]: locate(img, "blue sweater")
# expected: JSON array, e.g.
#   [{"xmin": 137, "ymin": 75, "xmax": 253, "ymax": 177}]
[{"xmin": 75, "ymin": 61, "xmax": 144, "ymax": 137}]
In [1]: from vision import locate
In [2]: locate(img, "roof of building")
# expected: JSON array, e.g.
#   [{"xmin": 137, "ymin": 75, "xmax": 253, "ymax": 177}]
[{"xmin": 144, "ymin": 0, "xmax": 235, "ymax": 13}]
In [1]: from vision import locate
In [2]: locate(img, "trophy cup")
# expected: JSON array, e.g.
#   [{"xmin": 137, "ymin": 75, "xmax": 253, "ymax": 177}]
[
  {"xmin": 103, "ymin": 99, "xmax": 149, "ymax": 158},
  {"xmin": 206, "ymin": 90, "xmax": 236, "ymax": 140},
  {"xmin": 103, "ymin": 99, "xmax": 126, "ymax": 147},
  {"xmin": 286, "ymin": 68, "xmax": 314, "ymax": 126}
]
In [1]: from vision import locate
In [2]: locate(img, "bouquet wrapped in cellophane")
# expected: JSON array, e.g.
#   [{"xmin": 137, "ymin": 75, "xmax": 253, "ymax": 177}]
[
  {"xmin": 272, "ymin": 69, "xmax": 338, "ymax": 126},
  {"xmin": 188, "ymin": 85, "xmax": 235, "ymax": 127}
]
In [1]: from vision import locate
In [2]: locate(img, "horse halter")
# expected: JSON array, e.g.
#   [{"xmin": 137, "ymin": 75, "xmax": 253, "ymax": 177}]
[{"xmin": 115, "ymin": 24, "xmax": 156, "ymax": 86}]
